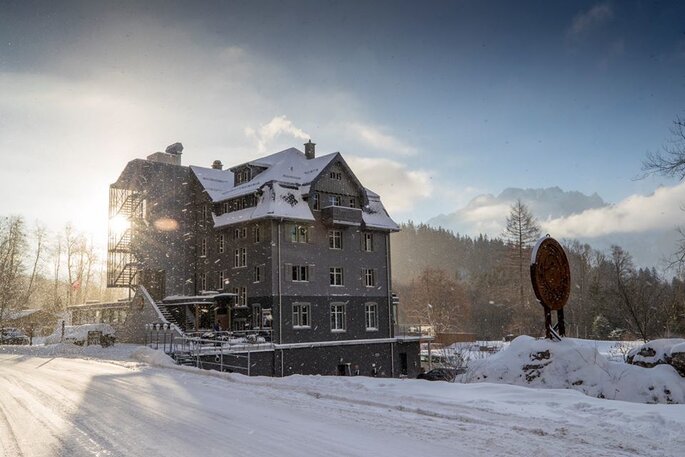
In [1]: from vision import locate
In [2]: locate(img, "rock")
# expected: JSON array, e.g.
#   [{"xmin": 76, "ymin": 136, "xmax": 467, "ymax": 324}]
[{"xmin": 670, "ymin": 349, "xmax": 685, "ymax": 377}]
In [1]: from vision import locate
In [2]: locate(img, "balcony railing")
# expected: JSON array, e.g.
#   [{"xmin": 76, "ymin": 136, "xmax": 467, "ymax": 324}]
[{"xmin": 320, "ymin": 205, "xmax": 363, "ymax": 226}]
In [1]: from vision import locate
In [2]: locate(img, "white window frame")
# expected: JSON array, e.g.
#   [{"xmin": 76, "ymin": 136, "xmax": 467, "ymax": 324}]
[
  {"xmin": 363, "ymin": 233, "xmax": 374, "ymax": 252},
  {"xmin": 218, "ymin": 234, "xmax": 225, "ymax": 253},
  {"xmin": 253, "ymin": 265, "xmax": 262, "ymax": 283},
  {"xmin": 328, "ymin": 230, "xmax": 342, "ymax": 250},
  {"xmin": 330, "ymin": 267, "xmax": 343, "ymax": 286},
  {"xmin": 199, "ymin": 273, "xmax": 207, "ymax": 291},
  {"xmin": 200, "ymin": 237, "xmax": 207, "ymax": 257},
  {"xmin": 330, "ymin": 303, "xmax": 346, "ymax": 332},
  {"xmin": 292, "ymin": 265, "xmax": 310, "ymax": 282},
  {"xmin": 233, "ymin": 287, "xmax": 247, "ymax": 307},
  {"xmin": 218, "ymin": 270, "xmax": 225, "ymax": 290},
  {"xmin": 329, "ymin": 195, "xmax": 341, "ymax": 207},
  {"xmin": 292, "ymin": 303, "xmax": 311, "ymax": 328},
  {"xmin": 312, "ymin": 192, "xmax": 320, "ymax": 210},
  {"xmin": 364, "ymin": 268, "xmax": 376, "ymax": 287},
  {"xmin": 290, "ymin": 225, "xmax": 309, "ymax": 243},
  {"xmin": 234, "ymin": 248, "xmax": 247, "ymax": 268},
  {"xmin": 254, "ymin": 225, "xmax": 261, "ymax": 243},
  {"xmin": 365, "ymin": 302, "xmax": 378, "ymax": 331}
]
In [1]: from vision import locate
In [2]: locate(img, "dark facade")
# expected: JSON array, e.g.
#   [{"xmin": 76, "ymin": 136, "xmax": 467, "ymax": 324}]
[{"xmin": 108, "ymin": 144, "xmax": 420, "ymax": 377}]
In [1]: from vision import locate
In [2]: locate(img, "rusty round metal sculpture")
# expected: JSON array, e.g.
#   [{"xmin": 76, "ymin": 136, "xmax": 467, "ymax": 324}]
[{"xmin": 530, "ymin": 236, "xmax": 571, "ymax": 311}]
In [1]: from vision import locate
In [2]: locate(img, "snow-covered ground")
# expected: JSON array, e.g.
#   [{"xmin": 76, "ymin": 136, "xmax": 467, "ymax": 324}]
[{"xmin": 1, "ymin": 343, "xmax": 684, "ymax": 457}]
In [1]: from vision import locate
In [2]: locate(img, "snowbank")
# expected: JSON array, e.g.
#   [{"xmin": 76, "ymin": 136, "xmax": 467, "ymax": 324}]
[
  {"xmin": 464, "ymin": 336, "xmax": 685, "ymax": 404},
  {"xmin": 627, "ymin": 338, "xmax": 685, "ymax": 366},
  {"xmin": 130, "ymin": 346, "xmax": 177, "ymax": 367}
]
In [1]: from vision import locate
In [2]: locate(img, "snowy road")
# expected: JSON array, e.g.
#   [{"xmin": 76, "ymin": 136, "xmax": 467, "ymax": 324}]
[{"xmin": 1, "ymin": 348, "xmax": 684, "ymax": 457}]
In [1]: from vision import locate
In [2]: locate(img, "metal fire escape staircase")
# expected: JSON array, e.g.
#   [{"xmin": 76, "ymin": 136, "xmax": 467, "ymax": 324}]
[{"xmin": 107, "ymin": 187, "xmax": 146, "ymax": 289}]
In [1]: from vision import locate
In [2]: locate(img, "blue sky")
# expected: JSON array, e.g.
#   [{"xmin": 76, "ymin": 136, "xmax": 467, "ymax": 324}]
[{"xmin": 1, "ymin": 0, "xmax": 684, "ymax": 256}]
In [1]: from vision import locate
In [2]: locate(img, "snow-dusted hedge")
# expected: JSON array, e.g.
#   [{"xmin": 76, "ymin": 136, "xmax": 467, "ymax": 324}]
[
  {"xmin": 45, "ymin": 323, "xmax": 116, "ymax": 345},
  {"xmin": 463, "ymin": 336, "xmax": 685, "ymax": 404}
]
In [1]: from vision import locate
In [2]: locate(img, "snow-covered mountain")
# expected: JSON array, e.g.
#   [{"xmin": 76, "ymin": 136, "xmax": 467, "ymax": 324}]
[
  {"xmin": 428, "ymin": 186, "xmax": 608, "ymax": 236},
  {"xmin": 426, "ymin": 186, "xmax": 678, "ymax": 268}
]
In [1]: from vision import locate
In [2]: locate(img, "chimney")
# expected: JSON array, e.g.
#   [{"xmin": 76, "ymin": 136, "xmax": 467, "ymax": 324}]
[
  {"xmin": 212, "ymin": 160, "xmax": 223, "ymax": 170},
  {"xmin": 304, "ymin": 139, "xmax": 316, "ymax": 160}
]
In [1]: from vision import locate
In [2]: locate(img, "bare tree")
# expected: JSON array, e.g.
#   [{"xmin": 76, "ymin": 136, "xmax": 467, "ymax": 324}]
[
  {"xmin": 502, "ymin": 199, "xmax": 541, "ymax": 309},
  {"xmin": 643, "ymin": 115, "xmax": 685, "ymax": 269},
  {"xmin": 23, "ymin": 223, "xmax": 47, "ymax": 306},
  {"xmin": 404, "ymin": 268, "xmax": 470, "ymax": 333},
  {"xmin": 0, "ymin": 216, "xmax": 27, "ymax": 323},
  {"xmin": 643, "ymin": 116, "xmax": 685, "ymax": 179}
]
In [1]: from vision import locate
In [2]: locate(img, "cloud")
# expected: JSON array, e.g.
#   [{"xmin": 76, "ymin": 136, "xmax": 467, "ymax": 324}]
[
  {"xmin": 244, "ymin": 116, "xmax": 310, "ymax": 153},
  {"xmin": 567, "ymin": 2, "xmax": 614, "ymax": 41},
  {"xmin": 543, "ymin": 182, "xmax": 685, "ymax": 238},
  {"xmin": 428, "ymin": 187, "xmax": 607, "ymax": 236},
  {"xmin": 346, "ymin": 156, "xmax": 432, "ymax": 214},
  {"xmin": 348, "ymin": 123, "xmax": 416, "ymax": 156}
]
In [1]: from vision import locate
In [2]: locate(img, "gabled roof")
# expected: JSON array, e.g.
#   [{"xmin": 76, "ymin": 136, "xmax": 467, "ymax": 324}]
[
  {"xmin": 191, "ymin": 147, "xmax": 399, "ymax": 231},
  {"xmin": 191, "ymin": 148, "xmax": 338, "ymax": 203}
]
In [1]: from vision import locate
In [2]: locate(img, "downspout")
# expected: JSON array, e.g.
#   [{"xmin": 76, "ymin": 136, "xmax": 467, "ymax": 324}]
[
  {"xmin": 386, "ymin": 232, "xmax": 395, "ymax": 377},
  {"xmin": 278, "ymin": 219, "xmax": 283, "ymax": 344}
]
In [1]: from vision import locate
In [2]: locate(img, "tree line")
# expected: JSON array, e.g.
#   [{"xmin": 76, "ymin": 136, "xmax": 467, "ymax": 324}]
[
  {"xmin": 391, "ymin": 202, "xmax": 685, "ymax": 341},
  {"xmin": 0, "ymin": 216, "xmax": 121, "ymax": 326}
]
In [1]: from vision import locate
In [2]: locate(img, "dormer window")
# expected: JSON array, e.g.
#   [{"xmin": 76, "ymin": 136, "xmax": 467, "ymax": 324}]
[{"xmin": 235, "ymin": 168, "xmax": 251, "ymax": 185}]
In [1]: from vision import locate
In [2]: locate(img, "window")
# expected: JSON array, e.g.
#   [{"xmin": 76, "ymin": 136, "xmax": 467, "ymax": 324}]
[
  {"xmin": 328, "ymin": 230, "xmax": 342, "ymax": 250},
  {"xmin": 292, "ymin": 303, "xmax": 310, "ymax": 328},
  {"xmin": 218, "ymin": 270, "xmax": 226, "ymax": 290},
  {"xmin": 254, "ymin": 225, "xmax": 261, "ymax": 242},
  {"xmin": 200, "ymin": 237, "xmax": 207, "ymax": 257},
  {"xmin": 199, "ymin": 272, "xmax": 207, "ymax": 291},
  {"xmin": 329, "ymin": 195, "xmax": 341, "ymax": 207},
  {"xmin": 291, "ymin": 265, "xmax": 310, "ymax": 282},
  {"xmin": 364, "ymin": 268, "xmax": 376, "ymax": 287},
  {"xmin": 233, "ymin": 287, "xmax": 247, "ymax": 307},
  {"xmin": 236, "ymin": 168, "xmax": 250, "ymax": 185},
  {"xmin": 234, "ymin": 248, "xmax": 247, "ymax": 267},
  {"xmin": 329, "ymin": 171, "xmax": 341, "ymax": 180},
  {"xmin": 222, "ymin": 201, "xmax": 229, "ymax": 214},
  {"xmin": 349, "ymin": 197, "xmax": 356, "ymax": 208},
  {"xmin": 254, "ymin": 265, "xmax": 262, "ymax": 283},
  {"xmin": 363, "ymin": 233, "xmax": 374, "ymax": 252},
  {"xmin": 365, "ymin": 302, "xmax": 378, "ymax": 330},
  {"xmin": 262, "ymin": 309, "xmax": 273, "ymax": 328},
  {"xmin": 252, "ymin": 304, "xmax": 262, "ymax": 329},
  {"xmin": 330, "ymin": 267, "xmax": 343, "ymax": 286},
  {"xmin": 234, "ymin": 227, "xmax": 247, "ymax": 240},
  {"xmin": 330, "ymin": 303, "xmax": 346, "ymax": 331},
  {"xmin": 290, "ymin": 224, "xmax": 309, "ymax": 243},
  {"xmin": 201, "ymin": 204, "xmax": 208, "ymax": 220},
  {"xmin": 218, "ymin": 234, "xmax": 224, "ymax": 253},
  {"xmin": 312, "ymin": 192, "xmax": 320, "ymax": 210}
]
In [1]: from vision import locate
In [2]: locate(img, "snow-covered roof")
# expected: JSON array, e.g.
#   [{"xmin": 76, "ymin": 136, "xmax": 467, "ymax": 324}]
[
  {"xmin": 3, "ymin": 309, "xmax": 42, "ymax": 320},
  {"xmin": 363, "ymin": 195, "xmax": 399, "ymax": 231},
  {"xmin": 191, "ymin": 147, "xmax": 398, "ymax": 231},
  {"xmin": 213, "ymin": 182, "xmax": 316, "ymax": 228},
  {"xmin": 189, "ymin": 165, "xmax": 235, "ymax": 202}
]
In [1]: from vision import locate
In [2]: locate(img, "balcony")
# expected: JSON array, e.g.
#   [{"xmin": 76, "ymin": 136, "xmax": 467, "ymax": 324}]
[{"xmin": 321, "ymin": 205, "xmax": 363, "ymax": 227}]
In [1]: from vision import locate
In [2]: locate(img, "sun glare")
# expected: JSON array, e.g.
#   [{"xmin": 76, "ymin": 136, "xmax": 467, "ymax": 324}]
[{"xmin": 109, "ymin": 214, "xmax": 131, "ymax": 234}]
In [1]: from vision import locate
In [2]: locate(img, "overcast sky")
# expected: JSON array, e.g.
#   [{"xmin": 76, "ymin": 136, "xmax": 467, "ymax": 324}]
[{"xmin": 1, "ymin": 0, "xmax": 684, "ymax": 259}]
